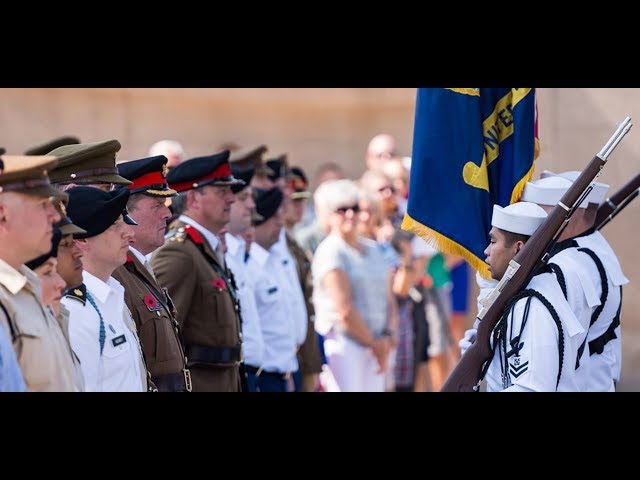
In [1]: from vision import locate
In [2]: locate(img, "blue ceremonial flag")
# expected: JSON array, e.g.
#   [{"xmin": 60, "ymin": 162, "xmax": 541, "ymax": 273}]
[{"xmin": 401, "ymin": 88, "xmax": 538, "ymax": 278}]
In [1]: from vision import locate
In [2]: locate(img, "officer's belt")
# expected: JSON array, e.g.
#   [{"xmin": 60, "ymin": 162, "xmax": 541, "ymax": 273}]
[
  {"xmin": 185, "ymin": 343, "xmax": 242, "ymax": 366},
  {"xmin": 153, "ymin": 369, "xmax": 192, "ymax": 392}
]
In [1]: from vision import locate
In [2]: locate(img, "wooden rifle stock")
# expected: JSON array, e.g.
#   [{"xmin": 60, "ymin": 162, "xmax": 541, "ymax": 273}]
[
  {"xmin": 441, "ymin": 117, "xmax": 632, "ymax": 392},
  {"xmin": 595, "ymin": 171, "xmax": 640, "ymax": 230}
]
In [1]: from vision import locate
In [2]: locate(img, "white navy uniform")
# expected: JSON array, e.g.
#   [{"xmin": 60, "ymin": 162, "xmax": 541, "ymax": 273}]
[
  {"xmin": 575, "ymin": 230, "xmax": 628, "ymax": 390},
  {"xmin": 485, "ymin": 272, "xmax": 584, "ymax": 392},
  {"xmin": 547, "ymin": 247, "xmax": 601, "ymax": 391}
]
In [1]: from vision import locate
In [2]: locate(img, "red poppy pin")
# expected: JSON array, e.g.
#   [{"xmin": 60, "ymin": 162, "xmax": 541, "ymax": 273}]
[
  {"xmin": 212, "ymin": 277, "xmax": 227, "ymax": 291},
  {"xmin": 143, "ymin": 294, "xmax": 161, "ymax": 312}
]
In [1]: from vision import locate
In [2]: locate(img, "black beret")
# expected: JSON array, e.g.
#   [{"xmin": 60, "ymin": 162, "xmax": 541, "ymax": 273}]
[
  {"xmin": 254, "ymin": 187, "xmax": 283, "ymax": 226},
  {"xmin": 230, "ymin": 165, "xmax": 255, "ymax": 194},
  {"xmin": 288, "ymin": 166, "xmax": 311, "ymax": 200},
  {"xmin": 24, "ymin": 135, "xmax": 81, "ymax": 156},
  {"xmin": 117, "ymin": 155, "xmax": 177, "ymax": 197},
  {"xmin": 26, "ymin": 228, "xmax": 63, "ymax": 271},
  {"xmin": 265, "ymin": 154, "xmax": 289, "ymax": 181},
  {"xmin": 167, "ymin": 150, "xmax": 244, "ymax": 192},
  {"xmin": 66, "ymin": 186, "xmax": 137, "ymax": 239},
  {"xmin": 54, "ymin": 200, "xmax": 87, "ymax": 236}
]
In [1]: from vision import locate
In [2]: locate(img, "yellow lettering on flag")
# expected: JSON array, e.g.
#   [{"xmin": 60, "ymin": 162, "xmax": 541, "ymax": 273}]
[{"xmin": 463, "ymin": 88, "xmax": 532, "ymax": 191}]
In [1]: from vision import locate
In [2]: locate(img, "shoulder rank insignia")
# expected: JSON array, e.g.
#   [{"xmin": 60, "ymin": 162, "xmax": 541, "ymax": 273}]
[
  {"xmin": 167, "ymin": 226, "xmax": 187, "ymax": 243},
  {"xmin": 509, "ymin": 355, "xmax": 529, "ymax": 379},
  {"xmin": 183, "ymin": 224, "xmax": 204, "ymax": 245},
  {"xmin": 64, "ymin": 283, "xmax": 87, "ymax": 306}
]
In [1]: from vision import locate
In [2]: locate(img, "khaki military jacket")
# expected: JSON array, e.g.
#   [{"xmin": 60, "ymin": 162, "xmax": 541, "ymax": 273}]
[
  {"xmin": 151, "ymin": 220, "xmax": 241, "ymax": 392},
  {"xmin": 0, "ymin": 259, "xmax": 80, "ymax": 391},
  {"xmin": 112, "ymin": 250, "xmax": 190, "ymax": 392},
  {"xmin": 286, "ymin": 233, "xmax": 323, "ymax": 375}
]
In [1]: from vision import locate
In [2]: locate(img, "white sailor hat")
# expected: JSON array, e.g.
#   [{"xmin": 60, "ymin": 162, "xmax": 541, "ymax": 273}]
[
  {"xmin": 491, "ymin": 202, "xmax": 548, "ymax": 236},
  {"xmin": 522, "ymin": 176, "xmax": 588, "ymax": 209},
  {"xmin": 543, "ymin": 170, "xmax": 609, "ymax": 206}
]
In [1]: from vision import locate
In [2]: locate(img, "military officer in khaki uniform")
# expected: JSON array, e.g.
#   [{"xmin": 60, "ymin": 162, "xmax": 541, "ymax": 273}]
[
  {"xmin": 0, "ymin": 155, "xmax": 82, "ymax": 391},
  {"xmin": 151, "ymin": 150, "xmax": 245, "ymax": 392},
  {"xmin": 112, "ymin": 155, "xmax": 191, "ymax": 392},
  {"xmin": 46, "ymin": 139, "xmax": 132, "ymax": 191},
  {"xmin": 283, "ymin": 167, "xmax": 323, "ymax": 391}
]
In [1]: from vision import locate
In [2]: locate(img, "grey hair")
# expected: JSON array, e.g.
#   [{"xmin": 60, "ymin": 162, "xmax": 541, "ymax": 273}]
[
  {"xmin": 148, "ymin": 140, "xmax": 186, "ymax": 159},
  {"xmin": 314, "ymin": 179, "xmax": 360, "ymax": 214}
]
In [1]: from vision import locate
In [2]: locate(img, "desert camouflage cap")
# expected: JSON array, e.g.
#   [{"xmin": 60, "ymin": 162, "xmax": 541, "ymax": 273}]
[{"xmin": 0, "ymin": 155, "xmax": 62, "ymax": 199}]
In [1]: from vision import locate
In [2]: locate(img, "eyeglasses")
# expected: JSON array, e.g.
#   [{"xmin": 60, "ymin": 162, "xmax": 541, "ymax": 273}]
[{"xmin": 335, "ymin": 204, "xmax": 360, "ymax": 214}]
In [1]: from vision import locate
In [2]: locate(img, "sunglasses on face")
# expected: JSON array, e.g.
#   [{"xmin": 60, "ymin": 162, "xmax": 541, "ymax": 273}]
[
  {"xmin": 378, "ymin": 185, "xmax": 395, "ymax": 194},
  {"xmin": 335, "ymin": 204, "xmax": 360, "ymax": 214}
]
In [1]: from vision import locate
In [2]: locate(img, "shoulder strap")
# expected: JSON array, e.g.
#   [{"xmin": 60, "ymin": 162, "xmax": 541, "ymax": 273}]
[
  {"xmin": 573, "ymin": 247, "xmax": 609, "ymax": 367},
  {"xmin": 589, "ymin": 286, "xmax": 622, "ymax": 355},
  {"xmin": 63, "ymin": 284, "xmax": 87, "ymax": 306}
]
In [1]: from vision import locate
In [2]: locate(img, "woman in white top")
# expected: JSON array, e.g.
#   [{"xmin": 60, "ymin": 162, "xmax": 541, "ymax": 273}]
[{"xmin": 312, "ymin": 179, "xmax": 397, "ymax": 392}]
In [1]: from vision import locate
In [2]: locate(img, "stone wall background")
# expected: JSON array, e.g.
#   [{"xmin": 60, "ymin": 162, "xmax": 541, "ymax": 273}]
[{"xmin": 1, "ymin": 88, "xmax": 638, "ymax": 389}]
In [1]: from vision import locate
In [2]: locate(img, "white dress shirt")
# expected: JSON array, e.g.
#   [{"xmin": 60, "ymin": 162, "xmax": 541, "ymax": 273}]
[
  {"xmin": 62, "ymin": 271, "xmax": 146, "ymax": 392},
  {"xmin": 130, "ymin": 246, "xmax": 155, "ymax": 278},
  {"xmin": 272, "ymin": 228, "xmax": 308, "ymax": 346},
  {"xmin": 225, "ymin": 233, "xmax": 265, "ymax": 368},
  {"xmin": 247, "ymin": 241, "xmax": 299, "ymax": 374}
]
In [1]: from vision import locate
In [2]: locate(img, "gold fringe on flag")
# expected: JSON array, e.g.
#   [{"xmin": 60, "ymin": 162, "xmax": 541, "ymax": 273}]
[{"xmin": 401, "ymin": 213, "xmax": 491, "ymax": 279}]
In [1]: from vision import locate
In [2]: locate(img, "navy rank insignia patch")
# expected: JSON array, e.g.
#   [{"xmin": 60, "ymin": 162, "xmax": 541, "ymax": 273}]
[{"xmin": 509, "ymin": 355, "xmax": 529, "ymax": 379}]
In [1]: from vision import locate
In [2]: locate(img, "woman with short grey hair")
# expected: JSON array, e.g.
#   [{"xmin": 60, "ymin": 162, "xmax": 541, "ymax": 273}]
[{"xmin": 312, "ymin": 179, "xmax": 397, "ymax": 392}]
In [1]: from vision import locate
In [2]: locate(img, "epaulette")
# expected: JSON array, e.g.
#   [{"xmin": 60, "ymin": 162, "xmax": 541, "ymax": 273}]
[
  {"xmin": 64, "ymin": 283, "xmax": 87, "ymax": 306},
  {"xmin": 167, "ymin": 227, "xmax": 188, "ymax": 243},
  {"xmin": 183, "ymin": 225, "xmax": 203, "ymax": 245}
]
